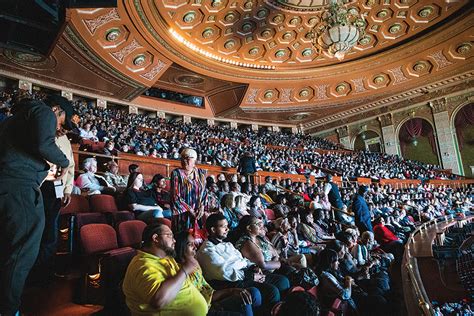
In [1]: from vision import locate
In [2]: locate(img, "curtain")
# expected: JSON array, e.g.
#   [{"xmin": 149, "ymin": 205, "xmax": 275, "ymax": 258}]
[
  {"xmin": 399, "ymin": 118, "xmax": 437, "ymax": 155},
  {"xmin": 454, "ymin": 104, "xmax": 474, "ymax": 151}
]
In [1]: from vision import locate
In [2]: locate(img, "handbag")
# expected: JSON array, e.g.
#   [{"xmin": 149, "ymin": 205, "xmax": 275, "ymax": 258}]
[{"xmin": 288, "ymin": 267, "xmax": 320, "ymax": 289}]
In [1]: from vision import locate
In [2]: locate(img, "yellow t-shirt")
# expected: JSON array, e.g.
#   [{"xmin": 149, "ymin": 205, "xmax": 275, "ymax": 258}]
[{"xmin": 122, "ymin": 250, "xmax": 208, "ymax": 316}]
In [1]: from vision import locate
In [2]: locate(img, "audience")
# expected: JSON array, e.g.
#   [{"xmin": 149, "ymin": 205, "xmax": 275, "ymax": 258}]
[
  {"xmin": 124, "ymin": 172, "xmax": 165, "ymax": 220},
  {"xmin": 2, "ymin": 89, "xmax": 471, "ymax": 316},
  {"xmin": 75, "ymin": 157, "xmax": 116, "ymax": 195}
]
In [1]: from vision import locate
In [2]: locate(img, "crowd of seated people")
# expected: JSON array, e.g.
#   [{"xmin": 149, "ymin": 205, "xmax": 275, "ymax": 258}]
[
  {"xmin": 0, "ymin": 87, "xmax": 472, "ymax": 315},
  {"xmin": 0, "ymin": 88, "xmax": 456, "ymax": 180},
  {"xmin": 112, "ymin": 156, "xmax": 472, "ymax": 315},
  {"xmin": 70, "ymin": 102, "xmax": 455, "ymax": 180}
]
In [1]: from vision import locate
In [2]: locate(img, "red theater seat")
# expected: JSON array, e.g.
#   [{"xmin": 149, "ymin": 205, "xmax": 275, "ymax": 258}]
[
  {"xmin": 89, "ymin": 194, "xmax": 118, "ymax": 213},
  {"xmin": 60, "ymin": 194, "xmax": 89, "ymax": 214},
  {"xmin": 117, "ymin": 220, "xmax": 147, "ymax": 248}
]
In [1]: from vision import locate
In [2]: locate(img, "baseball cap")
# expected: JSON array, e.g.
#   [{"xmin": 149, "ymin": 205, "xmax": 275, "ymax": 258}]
[{"xmin": 45, "ymin": 95, "xmax": 77, "ymax": 130}]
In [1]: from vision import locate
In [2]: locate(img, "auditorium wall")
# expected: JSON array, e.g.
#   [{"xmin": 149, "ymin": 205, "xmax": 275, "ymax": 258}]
[{"xmin": 459, "ymin": 124, "xmax": 474, "ymax": 177}]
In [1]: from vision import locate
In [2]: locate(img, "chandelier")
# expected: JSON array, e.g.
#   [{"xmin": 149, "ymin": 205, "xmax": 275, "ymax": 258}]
[{"xmin": 311, "ymin": 0, "xmax": 366, "ymax": 61}]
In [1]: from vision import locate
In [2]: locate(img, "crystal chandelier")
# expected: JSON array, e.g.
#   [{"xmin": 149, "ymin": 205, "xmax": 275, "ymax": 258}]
[{"xmin": 311, "ymin": 0, "xmax": 366, "ymax": 61}]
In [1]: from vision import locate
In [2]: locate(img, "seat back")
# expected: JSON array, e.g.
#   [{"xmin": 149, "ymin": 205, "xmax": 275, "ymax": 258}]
[
  {"xmin": 90, "ymin": 194, "xmax": 118, "ymax": 213},
  {"xmin": 117, "ymin": 220, "xmax": 147, "ymax": 248},
  {"xmin": 60, "ymin": 194, "xmax": 90, "ymax": 214},
  {"xmin": 80, "ymin": 224, "xmax": 118, "ymax": 255}
]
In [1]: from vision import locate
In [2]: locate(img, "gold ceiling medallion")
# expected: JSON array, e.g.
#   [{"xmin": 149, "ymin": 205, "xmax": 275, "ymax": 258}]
[
  {"xmin": 418, "ymin": 6, "xmax": 433, "ymax": 18},
  {"xmin": 413, "ymin": 61, "xmax": 427, "ymax": 72},
  {"xmin": 456, "ymin": 42, "xmax": 472, "ymax": 55},
  {"xmin": 373, "ymin": 75, "xmax": 385, "ymax": 84},
  {"xmin": 309, "ymin": 0, "xmax": 366, "ymax": 61},
  {"xmin": 289, "ymin": 113, "xmax": 310, "ymax": 121},
  {"xmin": 264, "ymin": 90, "xmax": 274, "ymax": 98},
  {"xmin": 105, "ymin": 28, "xmax": 121, "ymax": 42},
  {"xmin": 389, "ymin": 23, "xmax": 402, "ymax": 34}
]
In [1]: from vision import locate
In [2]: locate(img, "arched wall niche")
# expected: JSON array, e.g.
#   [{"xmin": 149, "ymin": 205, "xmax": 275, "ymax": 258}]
[
  {"xmin": 451, "ymin": 102, "xmax": 474, "ymax": 177},
  {"xmin": 397, "ymin": 117, "xmax": 440, "ymax": 166}
]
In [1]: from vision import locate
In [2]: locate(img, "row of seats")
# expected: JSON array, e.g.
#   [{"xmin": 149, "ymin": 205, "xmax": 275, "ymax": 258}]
[
  {"xmin": 79, "ymin": 222, "xmax": 142, "ymax": 315},
  {"xmin": 57, "ymin": 194, "xmax": 171, "ymax": 255}
]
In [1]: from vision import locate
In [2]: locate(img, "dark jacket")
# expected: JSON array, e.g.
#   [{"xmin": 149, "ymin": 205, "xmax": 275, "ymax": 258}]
[
  {"xmin": 0, "ymin": 100, "xmax": 69, "ymax": 186},
  {"xmin": 237, "ymin": 155, "xmax": 257, "ymax": 175},
  {"xmin": 352, "ymin": 194, "xmax": 373, "ymax": 232}
]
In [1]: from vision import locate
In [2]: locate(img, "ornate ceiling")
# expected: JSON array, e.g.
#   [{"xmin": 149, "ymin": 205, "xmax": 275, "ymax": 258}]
[{"xmin": 0, "ymin": 0, "xmax": 473, "ymax": 130}]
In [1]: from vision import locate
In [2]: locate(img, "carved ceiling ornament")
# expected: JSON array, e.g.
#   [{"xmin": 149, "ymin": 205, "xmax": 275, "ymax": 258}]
[
  {"xmin": 140, "ymin": 60, "xmax": 167, "ymax": 81},
  {"xmin": 387, "ymin": 66, "xmax": 410, "ymax": 85},
  {"xmin": 428, "ymin": 50, "xmax": 453, "ymax": 70},
  {"xmin": 130, "ymin": 0, "xmax": 468, "ymax": 71},
  {"xmin": 111, "ymin": 39, "xmax": 142, "ymax": 63},
  {"xmin": 83, "ymin": 9, "xmax": 120, "ymax": 35},
  {"xmin": 64, "ymin": 2, "xmax": 473, "ymax": 126},
  {"xmin": 246, "ymin": 88, "xmax": 260, "ymax": 104}
]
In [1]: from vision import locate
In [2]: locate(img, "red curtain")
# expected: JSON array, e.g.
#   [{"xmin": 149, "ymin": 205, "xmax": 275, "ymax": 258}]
[
  {"xmin": 399, "ymin": 118, "xmax": 437, "ymax": 155},
  {"xmin": 454, "ymin": 104, "xmax": 474, "ymax": 150}
]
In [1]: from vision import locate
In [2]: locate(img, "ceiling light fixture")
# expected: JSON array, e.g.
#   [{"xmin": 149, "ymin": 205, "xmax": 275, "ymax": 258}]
[
  {"xmin": 310, "ymin": 0, "xmax": 366, "ymax": 61},
  {"xmin": 169, "ymin": 28, "xmax": 275, "ymax": 70}
]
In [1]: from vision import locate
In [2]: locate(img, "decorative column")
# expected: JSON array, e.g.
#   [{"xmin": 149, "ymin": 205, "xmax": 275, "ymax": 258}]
[
  {"xmin": 129, "ymin": 105, "xmax": 138, "ymax": 114},
  {"xmin": 430, "ymin": 98, "xmax": 461, "ymax": 174},
  {"xmin": 207, "ymin": 119, "xmax": 215, "ymax": 126},
  {"xmin": 251, "ymin": 124, "xmax": 259, "ymax": 131},
  {"xmin": 291, "ymin": 127, "xmax": 298, "ymax": 134},
  {"xmin": 378, "ymin": 114, "xmax": 399, "ymax": 156},
  {"xmin": 61, "ymin": 91, "xmax": 73, "ymax": 101},
  {"xmin": 97, "ymin": 99, "xmax": 107, "ymax": 109},
  {"xmin": 157, "ymin": 111, "xmax": 165, "ymax": 119},
  {"xmin": 272, "ymin": 126, "xmax": 280, "ymax": 132},
  {"xmin": 337, "ymin": 126, "xmax": 351, "ymax": 149},
  {"xmin": 230, "ymin": 121, "xmax": 238, "ymax": 129},
  {"xmin": 183, "ymin": 115, "xmax": 191, "ymax": 124}
]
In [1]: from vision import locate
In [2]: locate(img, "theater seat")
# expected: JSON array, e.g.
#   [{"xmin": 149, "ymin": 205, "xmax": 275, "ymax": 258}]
[
  {"xmin": 89, "ymin": 194, "xmax": 118, "ymax": 213},
  {"xmin": 80, "ymin": 224, "xmax": 136, "ymax": 314},
  {"xmin": 117, "ymin": 220, "xmax": 147, "ymax": 248},
  {"xmin": 149, "ymin": 217, "xmax": 172, "ymax": 228},
  {"xmin": 60, "ymin": 194, "xmax": 90, "ymax": 214},
  {"xmin": 75, "ymin": 213, "xmax": 108, "ymax": 254},
  {"xmin": 57, "ymin": 194, "xmax": 90, "ymax": 254}
]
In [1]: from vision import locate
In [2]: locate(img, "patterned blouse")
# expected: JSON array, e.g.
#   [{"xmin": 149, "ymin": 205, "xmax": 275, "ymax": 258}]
[
  {"xmin": 170, "ymin": 167, "xmax": 207, "ymax": 216},
  {"xmin": 236, "ymin": 235, "xmax": 273, "ymax": 262}
]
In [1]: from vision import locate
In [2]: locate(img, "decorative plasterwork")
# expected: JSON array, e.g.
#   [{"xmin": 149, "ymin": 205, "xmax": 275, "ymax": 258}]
[
  {"xmin": 83, "ymin": 8, "xmax": 120, "ymax": 35},
  {"xmin": 378, "ymin": 114, "xmax": 393, "ymax": 127},
  {"xmin": 429, "ymin": 97, "xmax": 448, "ymax": 114},
  {"xmin": 70, "ymin": 8, "xmax": 172, "ymax": 87}
]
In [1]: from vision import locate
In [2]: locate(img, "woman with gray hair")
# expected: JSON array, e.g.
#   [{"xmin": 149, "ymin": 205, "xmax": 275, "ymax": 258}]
[
  {"xmin": 170, "ymin": 148, "xmax": 207, "ymax": 232},
  {"xmin": 76, "ymin": 157, "xmax": 116, "ymax": 195}
]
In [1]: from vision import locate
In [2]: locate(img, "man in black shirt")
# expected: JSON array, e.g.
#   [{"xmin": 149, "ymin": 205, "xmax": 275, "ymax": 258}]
[{"xmin": 0, "ymin": 99, "xmax": 69, "ymax": 315}]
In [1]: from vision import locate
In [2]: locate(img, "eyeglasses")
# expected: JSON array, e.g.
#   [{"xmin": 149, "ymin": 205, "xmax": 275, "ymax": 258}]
[{"xmin": 158, "ymin": 233, "xmax": 174, "ymax": 238}]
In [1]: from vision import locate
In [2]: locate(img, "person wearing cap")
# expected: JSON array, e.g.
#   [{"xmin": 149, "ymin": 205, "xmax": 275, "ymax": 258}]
[
  {"xmin": 0, "ymin": 97, "xmax": 70, "ymax": 315},
  {"xmin": 170, "ymin": 148, "xmax": 207, "ymax": 232},
  {"xmin": 352, "ymin": 185, "xmax": 373, "ymax": 233},
  {"xmin": 30, "ymin": 94, "xmax": 78, "ymax": 283}
]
